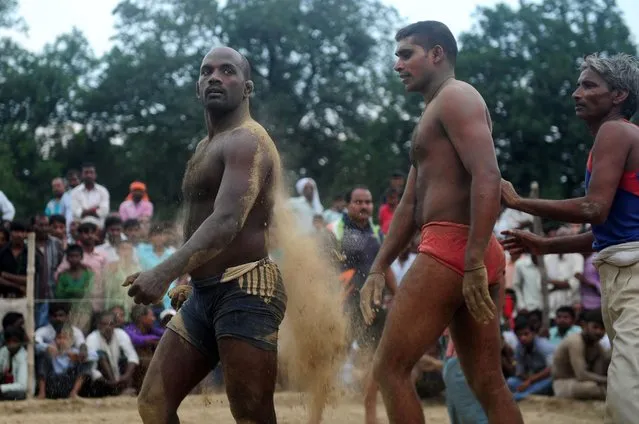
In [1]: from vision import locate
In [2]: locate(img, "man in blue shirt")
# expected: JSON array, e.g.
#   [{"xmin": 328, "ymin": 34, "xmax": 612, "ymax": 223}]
[
  {"xmin": 508, "ymin": 316, "xmax": 556, "ymax": 401},
  {"xmin": 549, "ymin": 306, "xmax": 582, "ymax": 346}
]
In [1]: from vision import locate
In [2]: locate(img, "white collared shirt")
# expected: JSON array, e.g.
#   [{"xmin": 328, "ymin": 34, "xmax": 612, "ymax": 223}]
[
  {"xmin": 86, "ymin": 329, "xmax": 139, "ymax": 380},
  {"xmin": 70, "ymin": 183, "xmax": 110, "ymax": 223}
]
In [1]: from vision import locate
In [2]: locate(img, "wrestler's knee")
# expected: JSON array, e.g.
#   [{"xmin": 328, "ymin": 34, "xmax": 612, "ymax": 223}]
[
  {"xmin": 227, "ymin": 382, "xmax": 274, "ymax": 421},
  {"xmin": 466, "ymin": 368, "xmax": 506, "ymax": 404},
  {"xmin": 137, "ymin": 379, "xmax": 174, "ymax": 423}
]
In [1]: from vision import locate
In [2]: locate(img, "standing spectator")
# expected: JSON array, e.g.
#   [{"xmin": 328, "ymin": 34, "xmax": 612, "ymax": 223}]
[
  {"xmin": 49, "ymin": 215, "xmax": 68, "ymax": 250},
  {"xmin": 70, "ymin": 163, "xmax": 110, "ymax": 225},
  {"xmin": 0, "ymin": 326, "xmax": 27, "ymax": 401},
  {"xmin": 0, "ymin": 222, "xmax": 30, "ymax": 321},
  {"xmin": 56, "ymin": 220, "xmax": 107, "ymax": 313},
  {"xmin": 96, "ymin": 216, "xmax": 134, "ymax": 264},
  {"xmin": 55, "ymin": 245, "xmax": 94, "ymax": 301},
  {"xmin": 119, "ymin": 181, "xmax": 154, "ymax": 222},
  {"xmin": 576, "ymin": 252, "xmax": 602, "ymax": 313},
  {"xmin": 322, "ymin": 194, "xmax": 346, "ymax": 225},
  {"xmin": 378, "ymin": 188, "xmax": 399, "ymax": 235},
  {"xmin": 122, "ymin": 219, "xmax": 142, "ymax": 246},
  {"xmin": 549, "ymin": 306, "xmax": 583, "ymax": 346},
  {"xmin": 32, "ymin": 215, "xmax": 64, "ymax": 328},
  {"xmin": 512, "ymin": 254, "xmax": 543, "ymax": 314},
  {"xmin": 552, "ymin": 310, "xmax": 609, "ymax": 400},
  {"xmin": 124, "ymin": 305, "xmax": 163, "ymax": 392},
  {"xmin": 0, "ymin": 191, "xmax": 15, "ymax": 222},
  {"xmin": 327, "ymin": 185, "xmax": 396, "ymax": 423},
  {"xmin": 104, "ymin": 241, "xmax": 139, "ymax": 318},
  {"xmin": 85, "ymin": 311, "xmax": 138, "ymax": 397},
  {"xmin": 66, "ymin": 169, "xmax": 81, "ymax": 190},
  {"xmin": 507, "ymin": 316, "xmax": 555, "ymax": 401},
  {"xmin": 136, "ymin": 226, "xmax": 176, "ymax": 310},
  {"xmin": 36, "ymin": 326, "xmax": 95, "ymax": 399},
  {"xmin": 288, "ymin": 177, "xmax": 323, "ymax": 234},
  {"xmin": 390, "ymin": 239, "xmax": 417, "ymax": 285},
  {"xmin": 544, "ymin": 240, "xmax": 584, "ymax": 320},
  {"xmin": 45, "ymin": 178, "xmax": 71, "ymax": 218}
]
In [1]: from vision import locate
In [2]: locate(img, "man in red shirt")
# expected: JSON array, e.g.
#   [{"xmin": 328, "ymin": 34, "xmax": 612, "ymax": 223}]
[{"xmin": 379, "ymin": 188, "xmax": 400, "ymax": 235}]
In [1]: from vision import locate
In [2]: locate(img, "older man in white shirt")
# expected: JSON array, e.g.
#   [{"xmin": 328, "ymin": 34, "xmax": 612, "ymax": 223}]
[{"xmin": 70, "ymin": 163, "xmax": 110, "ymax": 225}]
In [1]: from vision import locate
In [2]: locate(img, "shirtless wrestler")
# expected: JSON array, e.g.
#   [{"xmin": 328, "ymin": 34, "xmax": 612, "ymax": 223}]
[
  {"xmin": 359, "ymin": 21, "xmax": 524, "ymax": 423},
  {"xmin": 123, "ymin": 46, "xmax": 286, "ymax": 424}
]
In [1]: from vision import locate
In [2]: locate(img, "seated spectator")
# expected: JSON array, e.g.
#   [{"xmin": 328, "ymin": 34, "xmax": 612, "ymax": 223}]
[
  {"xmin": 56, "ymin": 245, "xmax": 94, "ymax": 300},
  {"xmin": 119, "ymin": 181, "xmax": 154, "ymax": 222},
  {"xmin": 507, "ymin": 316, "xmax": 555, "ymax": 401},
  {"xmin": 110, "ymin": 305, "xmax": 127, "ymax": 328},
  {"xmin": 552, "ymin": 310, "xmax": 609, "ymax": 400},
  {"xmin": 0, "ymin": 326, "xmax": 27, "ymax": 400},
  {"xmin": 85, "ymin": 311, "xmax": 138, "ymax": 397},
  {"xmin": 122, "ymin": 219, "xmax": 142, "ymax": 246},
  {"xmin": 124, "ymin": 305, "xmax": 164, "ymax": 392},
  {"xmin": 527, "ymin": 309, "xmax": 546, "ymax": 336},
  {"xmin": 501, "ymin": 334, "xmax": 517, "ymax": 379},
  {"xmin": 0, "ymin": 312, "xmax": 24, "ymax": 347},
  {"xmin": 35, "ymin": 302, "xmax": 85, "ymax": 353},
  {"xmin": 549, "ymin": 306, "xmax": 582, "ymax": 346},
  {"xmin": 37, "ymin": 325, "xmax": 95, "ymax": 399}
]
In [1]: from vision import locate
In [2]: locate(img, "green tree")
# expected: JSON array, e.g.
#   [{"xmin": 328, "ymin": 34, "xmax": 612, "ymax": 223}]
[{"xmin": 456, "ymin": 0, "xmax": 637, "ymax": 198}]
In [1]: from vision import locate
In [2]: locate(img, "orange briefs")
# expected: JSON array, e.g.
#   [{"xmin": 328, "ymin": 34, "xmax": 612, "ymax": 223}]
[{"xmin": 418, "ymin": 221, "xmax": 506, "ymax": 285}]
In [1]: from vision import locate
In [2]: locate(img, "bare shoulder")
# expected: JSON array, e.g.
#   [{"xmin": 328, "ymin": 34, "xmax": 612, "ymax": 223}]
[
  {"xmin": 223, "ymin": 121, "xmax": 279, "ymax": 168},
  {"xmin": 594, "ymin": 119, "xmax": 637, "ymax": 149},
  {"xmin": 437, "ymin": 80, "xmax": 487, "ymax": 111}
]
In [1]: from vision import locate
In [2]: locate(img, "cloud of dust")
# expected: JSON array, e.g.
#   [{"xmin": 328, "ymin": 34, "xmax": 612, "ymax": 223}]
[{"xmin": 269, "ymin": 186, "xmax": 348, "ymax": 423}]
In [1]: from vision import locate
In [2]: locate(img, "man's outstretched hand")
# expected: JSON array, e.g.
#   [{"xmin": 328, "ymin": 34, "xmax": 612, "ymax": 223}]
[
  {"xmin": 501, "ymin": 229, "xmax": 547, "ymax": 256},
  {"xmin": 360, "ymin": 273, "xmax": 385, "ymax": 326},
  {"xmin": 462, "ymin": 266, "xmax": 496, "ymax": 324}
]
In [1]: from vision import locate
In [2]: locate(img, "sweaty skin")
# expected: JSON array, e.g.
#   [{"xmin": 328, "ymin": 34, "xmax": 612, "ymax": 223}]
[
  {"xmin": 361, "ymin": 29, "xmax": 523, "ymax": 424},
  {"xmin": 127, "ymin": 47, "xmax": 284, "ymax": 424}
]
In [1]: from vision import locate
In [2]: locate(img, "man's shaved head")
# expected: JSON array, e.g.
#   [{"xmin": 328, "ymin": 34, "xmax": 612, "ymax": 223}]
[{"xmin": 203, "ymin": 46, "xmax": 251, "ymax": 80}]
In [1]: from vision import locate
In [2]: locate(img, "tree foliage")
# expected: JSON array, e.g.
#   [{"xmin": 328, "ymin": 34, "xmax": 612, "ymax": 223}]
[{"xmin": 0, "ymin": 0, "xmax": 636, "ymax": 218}]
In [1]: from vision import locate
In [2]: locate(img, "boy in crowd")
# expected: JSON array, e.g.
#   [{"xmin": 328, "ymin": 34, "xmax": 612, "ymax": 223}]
[{"xmin": 508, "ymin": 316, "xmax": 556, "ymax": 401}]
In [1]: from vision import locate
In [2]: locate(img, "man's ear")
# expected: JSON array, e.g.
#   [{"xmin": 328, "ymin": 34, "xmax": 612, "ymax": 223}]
[{"xmin": 245, "ymin": 80, "xmax": 254, "ymax": 98}]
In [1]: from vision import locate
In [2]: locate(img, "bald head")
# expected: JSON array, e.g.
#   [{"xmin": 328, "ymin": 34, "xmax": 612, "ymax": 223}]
[{"xmin": 202, "ymin": 47, "xmax": 251, "ymax": 80}]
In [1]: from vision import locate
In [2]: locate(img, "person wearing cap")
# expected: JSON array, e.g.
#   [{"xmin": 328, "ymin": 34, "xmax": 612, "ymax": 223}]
[{"xmin": 119, "ymin": 182, "xmax": 154, "ymax": 222}]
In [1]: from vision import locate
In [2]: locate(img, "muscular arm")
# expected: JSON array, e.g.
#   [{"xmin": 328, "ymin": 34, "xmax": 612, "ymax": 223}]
[
  {"xmin": 369, "ymin": 166, "xmax": 417, "ymax": 292},
  {"xmin": 510, "ymin": 122, "xmax": 630, "ymax": 225},
  {"xmin": 154, "ymin": 131, "xmax": 271, "ymax": 283},
  {"xmin": 440, "ymin": 86, "xmax": 501, "ymax": 268}
]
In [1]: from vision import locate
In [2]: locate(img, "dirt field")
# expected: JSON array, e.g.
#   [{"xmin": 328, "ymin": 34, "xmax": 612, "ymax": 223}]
[{"xmin": 0, "ymin": 392, "xmax": 604, "ymax": 423}]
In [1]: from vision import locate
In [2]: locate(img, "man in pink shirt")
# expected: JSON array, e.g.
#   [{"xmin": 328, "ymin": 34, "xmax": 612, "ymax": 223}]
[{"xmin": 118, "ymin": 182, "xmax": 153, "ymax": 222}]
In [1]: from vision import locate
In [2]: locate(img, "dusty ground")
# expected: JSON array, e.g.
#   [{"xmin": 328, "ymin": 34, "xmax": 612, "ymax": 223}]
[{"xmin": 0, "ymin": 392, "xmax": 604, "ymax": 423}]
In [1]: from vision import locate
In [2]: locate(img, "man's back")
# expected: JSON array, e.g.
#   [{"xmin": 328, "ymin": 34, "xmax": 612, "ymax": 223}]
[{"xmin": 181, "ymin": 119, "xmax": 280, "ymax": 279}]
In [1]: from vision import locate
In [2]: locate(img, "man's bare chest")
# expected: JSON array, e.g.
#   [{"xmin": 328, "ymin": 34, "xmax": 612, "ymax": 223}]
[{"xmin": 182, "ymin": 142, "xmax": 224, "ymax": 201}]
